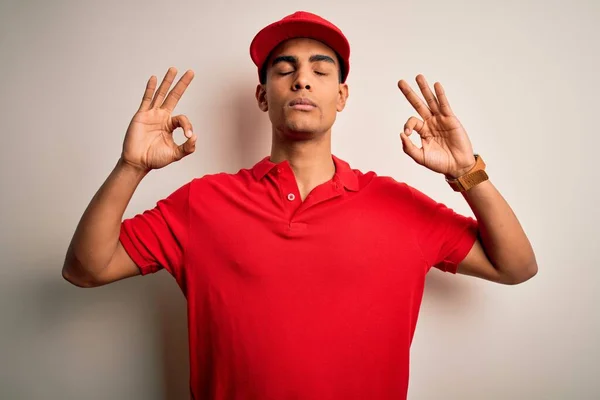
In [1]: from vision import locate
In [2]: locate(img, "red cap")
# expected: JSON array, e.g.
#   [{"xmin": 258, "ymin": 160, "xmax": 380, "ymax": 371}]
[{"xmin": 249, "ymin": 11, "xmax": 350, "ymax": 83}]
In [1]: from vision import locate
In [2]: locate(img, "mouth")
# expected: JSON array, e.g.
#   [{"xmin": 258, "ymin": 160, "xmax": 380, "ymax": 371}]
[{"xmin": 289, "ymin": 98, "xmax": 317, "ymax": 111}]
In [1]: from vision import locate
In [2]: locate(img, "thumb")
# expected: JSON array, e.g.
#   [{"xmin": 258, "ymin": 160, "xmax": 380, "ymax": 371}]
[{"xmin": 174, "ymin": 134, "xmax": 197, "ymax": 161}]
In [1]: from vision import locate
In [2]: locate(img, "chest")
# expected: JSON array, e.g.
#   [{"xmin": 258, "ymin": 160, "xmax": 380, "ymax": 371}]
[{"xmin": 189, "ymin": 193, "xmax": 426, "ymax": 292}]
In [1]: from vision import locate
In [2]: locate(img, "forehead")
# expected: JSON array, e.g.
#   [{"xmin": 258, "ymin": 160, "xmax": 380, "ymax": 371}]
[{"xmin": 268, "ymin": 37, "xmax": 337, "ymax": 61}]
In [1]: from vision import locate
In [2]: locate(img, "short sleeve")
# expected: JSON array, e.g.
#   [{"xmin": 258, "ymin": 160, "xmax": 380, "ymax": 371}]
[
  {"xmin": 119, "ymin": 182, "xmax": 190, "ymax": 281},
  {"xmin": 408, "ymin": 185, "xmax": 479, "ymax": 273}
]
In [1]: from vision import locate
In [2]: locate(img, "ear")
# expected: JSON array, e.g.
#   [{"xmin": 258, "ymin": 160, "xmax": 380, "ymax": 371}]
[
  {"xmin": 336, "ymin": 83, "xmax": 349, "ymax": 112},
  {"xmin": 255, "ymin": 84, "xmax": 268, "ymax": 112}
]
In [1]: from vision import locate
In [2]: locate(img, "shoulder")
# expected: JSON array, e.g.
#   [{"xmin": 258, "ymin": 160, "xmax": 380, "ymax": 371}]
[
  {"xmin": 186, "ymin": 166, "xmax": 257, "ymax": 196},
  {"xmin": 358, "ymin": 171, "xmax": 413, "ymax": 200},
  {"xmin": 341, "ymin": 165, "xmax": 418, "ymax": 212},
  {"xmin": 349, "ymin": 166, "xmax": 448, "ymax": 215},
  {"xmin": 338, "ymin": 158, "xmax": 409, "ymax": 195},
  {"xmin": 366, "ymin": 173, "xmax": 439, "ymax": 206}
]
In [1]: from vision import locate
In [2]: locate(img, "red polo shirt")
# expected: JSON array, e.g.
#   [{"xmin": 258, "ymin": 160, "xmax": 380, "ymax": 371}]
[{"xmin": 119, "ymin": 154, "xmax": 478, "ymax": 399}]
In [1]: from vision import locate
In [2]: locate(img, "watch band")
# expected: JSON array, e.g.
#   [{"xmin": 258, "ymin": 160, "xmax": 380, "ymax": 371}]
[{"xmin": 445, "ymin": 154, "xmax": 489, "ymax": 192}]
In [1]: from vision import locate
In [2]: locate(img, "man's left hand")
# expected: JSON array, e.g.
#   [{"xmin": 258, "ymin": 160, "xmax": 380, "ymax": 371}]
[{"xmin": 398, "ymin": 74, "xmax": 476, "ymax": 178}]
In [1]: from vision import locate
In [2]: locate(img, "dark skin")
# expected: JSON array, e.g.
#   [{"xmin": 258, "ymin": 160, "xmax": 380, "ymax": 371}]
[
  {"xmin": 256, "ymin": 37, "xmax": 537, "ymax": 285},
  {"xmin": 62, "ymin": 38, "xmax": 537, "ymax": 288},
  {"xmin": 256, "ymin": 39, "xmax": 348, "ymax": 140},
  {"xmin": 396, "ymin": 76, "xmax": 537, "ymax": 283},
  {"xmin": 62, "ymin": 67, "xmax": 197, "ymax": 287},
  {"xmin": 255, "ymin": 38, "xmax": 349, "ymax": 201}
]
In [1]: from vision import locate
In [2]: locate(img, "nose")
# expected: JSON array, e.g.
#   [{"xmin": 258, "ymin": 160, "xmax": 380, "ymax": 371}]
[
  {"xmin": 294, "ymin": 81, "xmax": 311, "ymax": 90},
  {"xmin": 292, "ymin": 69, "xmax": 311, "ymax": 91}
]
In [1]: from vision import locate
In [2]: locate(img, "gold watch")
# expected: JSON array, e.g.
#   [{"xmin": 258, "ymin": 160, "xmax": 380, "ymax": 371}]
[{"xmin": 445, "ymin": 154, "xmax": 488, "ymax": 192}]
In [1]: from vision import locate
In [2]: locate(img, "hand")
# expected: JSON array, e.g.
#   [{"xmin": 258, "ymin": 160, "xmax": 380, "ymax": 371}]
[
  {"xmin": 121, "ymin": 67, "xmax": 197, "ymax": 172},
  {"xmin": 398, "ymin": 74, "xmax": 476, "ymax": 178}
]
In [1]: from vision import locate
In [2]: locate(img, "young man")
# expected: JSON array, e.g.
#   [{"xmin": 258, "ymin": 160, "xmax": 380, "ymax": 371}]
[{"xmin": 62, "ymin": 11, "xmax": 537, "ymax": 400}]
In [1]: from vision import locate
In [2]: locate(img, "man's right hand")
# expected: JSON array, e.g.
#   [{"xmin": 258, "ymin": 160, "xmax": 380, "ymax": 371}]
[{"xmin": 121, "ymin": 67, "xmax": 197, "ymax": 172}]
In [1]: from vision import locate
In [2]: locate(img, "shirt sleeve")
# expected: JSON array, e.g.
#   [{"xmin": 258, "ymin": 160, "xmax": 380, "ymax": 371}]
[
  {"xmin": 407, "ymin": 185, "xmax": 479, "ymax": 274},
  {"xmin": 119, "ymin": 182, "xmax": 191, "ymax": 281}
]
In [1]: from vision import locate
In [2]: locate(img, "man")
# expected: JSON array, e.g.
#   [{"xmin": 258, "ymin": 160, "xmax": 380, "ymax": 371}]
[{"xmin": 62, "ymin": 11, "xmax": 537, "ymax": 400}]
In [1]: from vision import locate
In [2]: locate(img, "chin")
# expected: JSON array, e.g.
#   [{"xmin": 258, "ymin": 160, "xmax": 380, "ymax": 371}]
[
  {"xmin": 288, "ymin": 121, "xmax": 317, "ymax": 132},
  {"xmin": 285, "ymin": 120, "xmax": 323, "ymax": 136},
  {"xmin": 276, "ymin": 114, "xmax": 316, "ymax": 133}
]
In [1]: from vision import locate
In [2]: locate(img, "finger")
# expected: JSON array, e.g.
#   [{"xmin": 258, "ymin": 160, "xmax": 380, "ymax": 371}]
[
  {"xmin": 174, "ymin": 134, "xmax": 197, "ymax": 161},
  {"xmin": 400, "ymin": 132, "xmax": 424, "ymax": 165},
  {"xmin": 161, "ymin": 70, "xmax": 195, "ymax": 113},
  {"xmin": 171, "ymin": 114, "xmax": 194, "ymax": 138},
  {"xmin": 138, "ymin": 75, "xmax": 157, "ymax": 112},
  {"xmin": 150, "ymin": 67, "xmax": 178, "ymax": 109},
  {"xmin": 433, "ymin": 82, "xmax": 454, "ymax": 116},
  {"xmin": 403, "ymin": 116, "xmax": 426, "ymax": 137},
  {"xmin": 415, "ymin": 74, "xmax": 440, "ymax": 115},
  {"xmin": 398, "ymin": 79, "xmax": 432, "ymax": 119}
]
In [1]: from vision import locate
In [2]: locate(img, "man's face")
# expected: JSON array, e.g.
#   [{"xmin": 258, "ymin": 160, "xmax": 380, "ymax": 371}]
[{"xmin": 255, "ymin": 38, "xmax": 349, "ymax": 139}]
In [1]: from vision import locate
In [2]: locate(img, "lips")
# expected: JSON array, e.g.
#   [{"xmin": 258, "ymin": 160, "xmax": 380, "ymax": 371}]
[{"xmin": 289, "ymin": 98, "xmax": 317, "ymax": 107}]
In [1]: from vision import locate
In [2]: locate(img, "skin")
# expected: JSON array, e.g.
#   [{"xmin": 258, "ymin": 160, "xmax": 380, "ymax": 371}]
[
  {"xmin": 62, "ymin": 67, "xmax": 197, "ymax": 287},
  {"xmin": 255, "ymin": 38, "xmax": 349, "ymax": 200},
  {"xmin": 396, "ymin": 76, "xmax": 537, "ymax": 284},
  {"xmin": 62, "ymin": 38, "xmax": 537, "ymax": 288},
  {"xmin": 256, "ymin": 37, "xmax": 537, "ymax": 285}
]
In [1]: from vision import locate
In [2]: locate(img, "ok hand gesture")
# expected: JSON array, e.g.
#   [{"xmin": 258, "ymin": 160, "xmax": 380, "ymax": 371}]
[
  {"xmin": 398, "ymin": 75, "xmax": 476, "ymax": 178},
  {"xmin": 121, "ymin": 67, "xmax": 197, "ymax": 172}
]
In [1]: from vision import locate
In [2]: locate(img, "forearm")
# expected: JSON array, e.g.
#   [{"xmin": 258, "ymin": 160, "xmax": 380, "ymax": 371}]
[
  {"xmin": 63, "ymin": 158, "xmax": 148, "ymax": 277},
  {"xmin": 462, "ymin": 180, "xmax": 538, "ymax": 279}
]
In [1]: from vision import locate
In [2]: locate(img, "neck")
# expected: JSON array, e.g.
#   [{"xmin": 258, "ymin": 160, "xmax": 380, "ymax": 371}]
[{"xmin": 270, "ymin": 129, "xmax": 336, "ymax": 201}]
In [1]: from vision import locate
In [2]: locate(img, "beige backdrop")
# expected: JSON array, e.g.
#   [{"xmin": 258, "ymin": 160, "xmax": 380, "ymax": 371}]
[{"xmin": 1, "ymin": 0, "xmax": 598, "ymax": 399}]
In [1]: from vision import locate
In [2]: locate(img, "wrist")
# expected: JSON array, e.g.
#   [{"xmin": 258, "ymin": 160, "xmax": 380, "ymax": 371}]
[
  {"xmin": 116, "ymin": 157, "xmax": 150, "ymax": 179},
  {"xmin": 446, "ymin": 156, "xmax": 477, "ymax": 179},
  {"xmin": 445, "ymin": 154, "xmax": 488, "ymax": 192}
]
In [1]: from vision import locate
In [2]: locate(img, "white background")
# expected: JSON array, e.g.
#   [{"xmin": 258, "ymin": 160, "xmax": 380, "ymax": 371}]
[{"xmin": 1, "ymin": 0, "xmax": 598, "ymax": 398}]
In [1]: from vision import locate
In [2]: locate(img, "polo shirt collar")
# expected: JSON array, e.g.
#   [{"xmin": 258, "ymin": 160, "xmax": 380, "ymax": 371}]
[{"xmin": 251, "ymin": 155, "xmax": 359, "ymax": 192}]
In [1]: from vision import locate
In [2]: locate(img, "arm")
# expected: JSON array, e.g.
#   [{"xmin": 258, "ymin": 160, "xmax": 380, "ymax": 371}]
[
  {"xmin": 397, "ymin": 74, "xmax": 537, "ymax": 285},
  {"xmin": 457, "ymin": 180, "xmax": 537, "ymax": 284},
  {"xmin": 62, "ymin": 159, "xmax": 147, "ymax": 288},
  {"xmin": 62, "ymin": 67, "xmax": 197, "ymax": 288}
]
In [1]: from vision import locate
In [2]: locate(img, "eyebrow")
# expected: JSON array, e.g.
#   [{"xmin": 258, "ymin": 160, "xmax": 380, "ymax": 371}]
[{"xmin": 271, "ymin": 54, "xmax": 337, "ymax": 67}]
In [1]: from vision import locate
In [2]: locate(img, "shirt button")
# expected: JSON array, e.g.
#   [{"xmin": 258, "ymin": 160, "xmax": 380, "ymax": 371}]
[
  {"xmin": 287, "ymin": 193, "xmax": 296, "ymax": 201},
  {"xmin": 277, "ymin": 168, "xmax": 282, "ymax": 173}
]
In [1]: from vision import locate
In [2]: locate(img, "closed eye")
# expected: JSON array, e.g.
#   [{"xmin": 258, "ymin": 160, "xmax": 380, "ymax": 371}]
[{"xmin": 277, "ymin": 70, "xmax": 328, "ymax": 76}]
